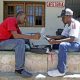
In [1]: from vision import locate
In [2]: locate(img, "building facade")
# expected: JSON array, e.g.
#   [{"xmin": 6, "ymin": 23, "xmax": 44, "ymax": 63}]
[{"xmin": 0, "ymin": 0, "xmax": 67, "ymax": 45}]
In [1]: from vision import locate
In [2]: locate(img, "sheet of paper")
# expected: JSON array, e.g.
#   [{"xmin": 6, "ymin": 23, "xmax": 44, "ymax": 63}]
[
  {"xmin": 40, "ymin": 27, "xmax": 51, "ymax": 41},
  {"xmin": 40, "ymin": 27, "xmax": 45, "ymax": 35},
  {"xmin": 35, "ymin": 74, "xmax": 46, "ymax": 79},
  {"xmin": 43, "ymin": 35, "xmax": 51, "ymax": 41}
]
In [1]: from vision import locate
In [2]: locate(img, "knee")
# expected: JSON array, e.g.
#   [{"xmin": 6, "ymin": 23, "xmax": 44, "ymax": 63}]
[
  {"xmin": 59, "ymin": 42, "xmax": 67, "ymax": 48},
  {"xmin": 16, "ymin": 39, "xmax": 25, "ymax": 45}
]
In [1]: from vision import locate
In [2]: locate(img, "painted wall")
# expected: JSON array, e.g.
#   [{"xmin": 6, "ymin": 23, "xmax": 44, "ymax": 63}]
[{"xmin": 1, "ymin": 0, "xmax": 65, "ymax": 45}]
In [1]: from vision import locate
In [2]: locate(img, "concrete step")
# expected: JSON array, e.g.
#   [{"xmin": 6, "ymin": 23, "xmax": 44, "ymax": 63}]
[{"xmin": 0, "ymin": 51, "xmax": 80, "ymax": 73}]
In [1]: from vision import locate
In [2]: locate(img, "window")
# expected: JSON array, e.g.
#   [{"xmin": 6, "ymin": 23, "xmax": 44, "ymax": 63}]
[
  {"xmin": 8, "ymin": 6, "xmax": 14, "ymax": 15},
  {"xmin": 4, "ymin": 1, "xmax": 45, "ymax": 27}
]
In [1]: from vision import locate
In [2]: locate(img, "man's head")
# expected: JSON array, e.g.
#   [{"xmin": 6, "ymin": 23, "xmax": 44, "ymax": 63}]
[
  {"xmin": 16, "ymin": 11, "xmax": 26, "ymax": 24},
  {"xmin": 58, "ymin": 8, "xmax": 73, "ymax": 24}
]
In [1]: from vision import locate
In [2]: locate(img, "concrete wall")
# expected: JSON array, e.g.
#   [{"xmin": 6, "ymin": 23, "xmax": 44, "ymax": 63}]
[{"xmin": 1, "ymin": 0, "xmax": 65, "ymax": 45}]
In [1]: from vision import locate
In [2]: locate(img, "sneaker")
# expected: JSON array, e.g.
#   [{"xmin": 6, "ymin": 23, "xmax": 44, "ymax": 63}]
[
  {"xmin": 48, "ymin": 69, "xmax": 65, "ymax": 77},
  {"xmin": 15, "ymin": 69, "xmax": 33, "ymax": 77}
]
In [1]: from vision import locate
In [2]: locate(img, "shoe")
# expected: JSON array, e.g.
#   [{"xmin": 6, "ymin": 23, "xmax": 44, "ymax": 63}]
[
  {"xmin": 48, "ymin": 69, "xmax": 65, "ymax": 77},
  {"xmin": 15, "ymin": 69, "xmax": 33, "ymax": 77}
]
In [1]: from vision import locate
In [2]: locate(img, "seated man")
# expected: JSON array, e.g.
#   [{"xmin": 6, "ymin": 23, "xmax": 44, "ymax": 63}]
[
  {"xmin": 47, "ymin": 8, "xmax": 80, "ymax": 77},
  {"xmin": 0, "ymin": 10, "xmax": 41, "ymax": 77}
]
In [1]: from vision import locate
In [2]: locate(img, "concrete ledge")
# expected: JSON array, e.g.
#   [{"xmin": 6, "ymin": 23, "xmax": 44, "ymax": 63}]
[{"xmin": 0, "ymin": 51, "xmax": 80, "ymax": 73}]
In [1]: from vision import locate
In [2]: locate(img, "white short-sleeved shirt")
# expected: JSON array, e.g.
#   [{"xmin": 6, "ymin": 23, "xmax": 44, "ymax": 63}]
[{"xmin": 61, "ymin": 18, "xmax": 80, "ymax": 43}]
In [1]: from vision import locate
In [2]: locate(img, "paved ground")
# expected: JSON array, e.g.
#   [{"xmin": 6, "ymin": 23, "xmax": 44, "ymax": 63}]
[{"xmin": 0, "ymin": 72, "xmax": 80, "ymax": 80}]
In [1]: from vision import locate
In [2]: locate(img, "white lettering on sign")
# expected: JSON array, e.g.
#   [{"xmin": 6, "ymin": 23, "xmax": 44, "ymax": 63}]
[{"xmin": 46, "ymin": 1, "xmax": 65, "ymax": 7}]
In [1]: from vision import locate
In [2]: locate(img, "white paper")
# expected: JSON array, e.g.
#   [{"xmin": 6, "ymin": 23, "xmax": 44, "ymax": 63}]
[
  {"xmin": 35, "ymin": 74, "xmax": 46, "ymax": 79},
  {"xmin": 43, "ymin": 35, "xmax": 51, "ymax": 41},
  {"xmin": 64, "ymin": 74, "xmax": 80, "ymax": 78},
  {"xmin": 40, "ymin": 27, "xmax": 45, "ymax": 35},
  {"xmin": 40, "ymin": 28, "xmax": 51, "ymax": 41}
]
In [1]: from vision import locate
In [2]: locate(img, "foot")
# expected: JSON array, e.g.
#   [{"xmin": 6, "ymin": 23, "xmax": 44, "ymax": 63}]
[
  {"xmin": 48, "ymin": 69, "xmax": 65, "ymax": 77},
  {"xmin": 15, "ymin": 69, "xmax": 33, "ymax": 77}
]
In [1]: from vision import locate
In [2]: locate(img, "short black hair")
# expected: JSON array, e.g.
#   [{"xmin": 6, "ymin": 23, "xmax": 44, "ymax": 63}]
[{"xmin": 16, "ymin": 11, "xmax": 24, "ymax": 17}]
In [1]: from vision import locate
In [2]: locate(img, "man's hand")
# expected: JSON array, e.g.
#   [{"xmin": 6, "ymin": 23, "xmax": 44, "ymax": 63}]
[
  {"xmin": 32, "ymin": 33, "xmax": 41, "ymax": 40},
  {"xmin": 46, "ymin": 35, "xmax": 52, "ymax": 38},
  {"xmin": 48, "ymin": 39, "xmax": 59, "ymax": 44}
]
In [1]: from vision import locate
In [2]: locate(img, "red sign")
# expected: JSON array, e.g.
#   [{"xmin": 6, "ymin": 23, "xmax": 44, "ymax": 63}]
[{"xmin": 46, "ymin": 1, "xmax": 65, "ymax": 7}]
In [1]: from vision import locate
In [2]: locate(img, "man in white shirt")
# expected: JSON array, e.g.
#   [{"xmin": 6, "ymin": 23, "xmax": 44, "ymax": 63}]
[{"xmin": 47, "ymin": 8, "xmax": 80, "ymax": 77}]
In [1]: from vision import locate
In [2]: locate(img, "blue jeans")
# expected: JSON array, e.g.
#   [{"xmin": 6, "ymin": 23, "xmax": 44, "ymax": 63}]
[
  {"xmin": 0, "ymin": 39, "xmax": 25, "ymax": 70},
  {"xmin": 57, "ymin": 42, "xmax": 80, "ymax": 73}
]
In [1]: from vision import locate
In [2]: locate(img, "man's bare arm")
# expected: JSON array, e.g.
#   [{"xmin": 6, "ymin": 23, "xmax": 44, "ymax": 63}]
[
  {"xmin": 49, "ymin": 36, "xmax": 75, "ymax": 44},
  {"xmin": 11, "ymin": 31, "xmax": 40, "ymax": 40},
  {"xmin": 46, "ymin": 35, "xmax": 67, "ymax": 40}
]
